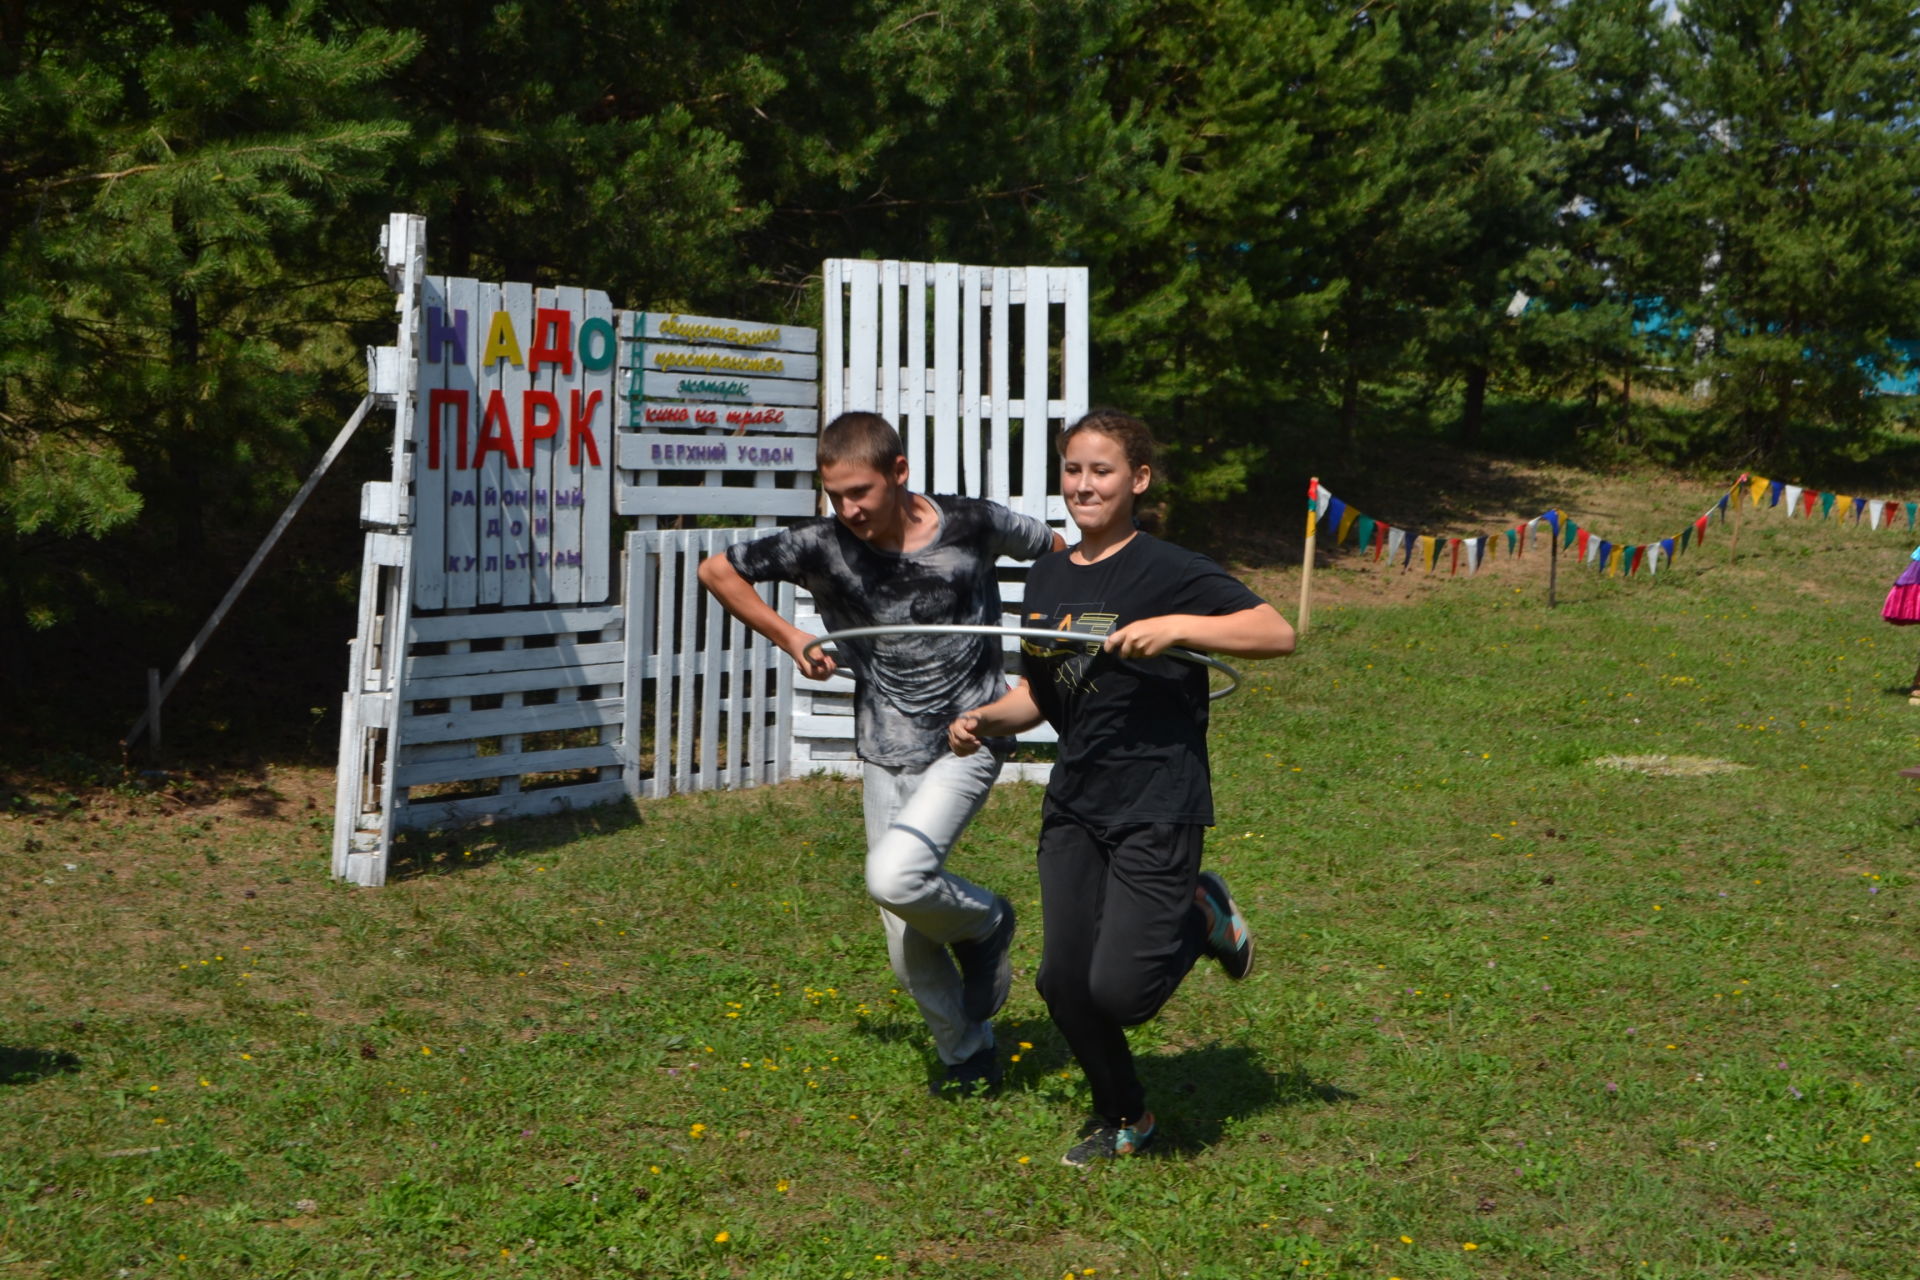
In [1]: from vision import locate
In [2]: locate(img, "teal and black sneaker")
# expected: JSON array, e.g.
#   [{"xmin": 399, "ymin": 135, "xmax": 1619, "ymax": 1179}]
[
  {"xmin": 1196, "ymin": 870, "xmax": 1255, "ymax": 980},
  {"xmin": 1061, "ymin": 1112, "xmax": 1156, "ymax": 1166}
]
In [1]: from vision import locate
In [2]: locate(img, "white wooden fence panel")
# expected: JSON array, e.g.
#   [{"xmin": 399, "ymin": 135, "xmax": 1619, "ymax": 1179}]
[
  {"xmin": 807, "ymin": 257, "xmax": 1088, "ymax": 779},
  {"xmin": 499, "ymin": 280, "xmax": 535, "ymax": 607},
  {"xmin": 442, "ymin": 275, "xmax": 482, "ymax": 605},
  {"xmin": 673, "ymin": 536, "xmax": 699, "ymax": 789},
  {"xmin": 581, "ymin": 288, "xmax": 616, "ymax": 603},
  {"xmin": 822, "ymin": 260, "xmax": 846, "ymax": 421},
  {"xmin": 386, "ymin": 603, "xmax": 629, "ymax": 829},
  {"xmin": 1021, "ymin": 266, "xmax": 1052, "ymax": 521},
  {"xmin": 405, "ymin": 640, "xmax": 626, "ymax": 681},
  {"xmin": 933, "ymin": 263, "xmax": 961, "ymax": 494},
  {"xmin": 545, "ymin": 283, "xmax": 581, "ymax": 603},
  {"xmin": 400, "ymin": 661, "xmax": 626, "ymax": 703},
  {"xmin": 904, "ymin": 262, "xmax": 928, "ymax": 482},
  {"xmin": 402, "ymin": 695, "xmax": 623, "ymax": 745},
  {"xmin": 647, "ymin": 344, "xmax": 821, "ymax": 384},
  {"xmin": 616, "ymin": 486, "xmax": 818, "ymax": 519},
  {"xmin": 405, "ymin": 779, "xmax": 630, "ymax": 831},
  {"xmin": 641, "ymin": 405, "xmax": 820, "ymax": 434},
  {"xmin": 415, "ymin": 274, "xmax": 450, "ymax": 607},
  {"xmin": 638, "ymin": 312, "xmax": 818, "ymax": 353},
  {"xmin": 956, "ymin": 264, "xmax": 983, "ymax": 495},
  {"xmin": 398, "ymin": 743, "xmax": 622, "ymax": 789},
  {"xmin": 410, "ymin": 605, "xmax": 621, "ymax": 643},
  {"xmin": 847, "ymin": 260, "xmax": 880, "ymax": 412},
  {"xmin": 617, "ymin": 434, "xmax": 814, "ymax": 471},
  {"xmin": 623, "ymin": 528, "xmax": 788, "ymax": 800},
  {"xmin": 1063, "ymin": 269, "xmax": 1090, "ymax": 429},
  {"xmin": 988, "ymin": 266, "xmax": 1011, "ymax": 502},
  {"xmin": 469, "ymin": 280, "xmax": 503, "ymax": 608},
  {"xmin": 880, "ymin": 259, "xmax": 901, "ymax": 427}
]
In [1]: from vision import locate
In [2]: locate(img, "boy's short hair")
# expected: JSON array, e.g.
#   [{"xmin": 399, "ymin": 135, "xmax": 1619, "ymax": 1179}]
[{"xmin": 818, "ymin": 412, "xmax": 904, "ymax": 472}]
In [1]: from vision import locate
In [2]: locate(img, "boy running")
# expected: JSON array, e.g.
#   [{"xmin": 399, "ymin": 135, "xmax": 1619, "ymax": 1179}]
[{"xmin": 697, "ymin": 412, "xmax": 1063, "ymax": 1094}]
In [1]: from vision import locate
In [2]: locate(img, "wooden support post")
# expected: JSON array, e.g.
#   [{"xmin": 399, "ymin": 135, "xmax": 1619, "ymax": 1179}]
[
  {"xmin": 1548, "ymin": 522, "xmax": 1559, "ymax": 609},
  {"xmin": 1730, "ymin": 475, "xmax": 1746, "ymax": 566},
  {"xmin": 123, "ymin": 394, "xmax": 376, "ymax": 751},
  {"xmin": 1297, "ymin": 476, "xmax": 1319, "ymax": 638},
  {"xmin": 146, "ymin": 668, "xmax": 162, "ymax": 756}
]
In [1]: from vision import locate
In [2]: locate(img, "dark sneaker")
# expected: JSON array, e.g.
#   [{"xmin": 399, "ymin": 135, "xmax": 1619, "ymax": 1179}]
[
  {"xmin": 951, "ymin": 896, "xmax": 1016, "ymax": 1022},
  {"xmin": 1061, "ymin": 1112, "xmax": 1156, "ymax": 1166},
  {"xmin": 929, "ymin": 1044, "xmax": 1002, "ymax": 1098},
  {"xmin": 1196, "ymin": 870, "xmax": 1254, "ymax": 980}
]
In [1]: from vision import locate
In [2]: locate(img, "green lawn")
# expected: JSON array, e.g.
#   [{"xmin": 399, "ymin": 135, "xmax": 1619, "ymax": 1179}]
[{"xmin": 5, "ymin": 467, "xmax": 1919, "ymax": 1279}]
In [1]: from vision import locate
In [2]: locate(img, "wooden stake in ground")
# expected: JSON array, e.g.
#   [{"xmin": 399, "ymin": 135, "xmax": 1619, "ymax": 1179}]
[
  {"xmin": 1548, "ymin": 518, "xmax": 1559, "ymax": 609},
  {"xmin": 1730, "ymin": 474, "xmax": 1746, "ymax": 566},
  {"xmin": 1298, "ymin": 477, "xmax": 1319, "ymax": 638}
]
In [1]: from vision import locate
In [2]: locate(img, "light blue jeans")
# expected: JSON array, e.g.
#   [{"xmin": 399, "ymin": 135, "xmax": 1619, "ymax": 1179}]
[{"xmin": 862, "ymin": 748, "xmax": 1007, "ymax": 1065}]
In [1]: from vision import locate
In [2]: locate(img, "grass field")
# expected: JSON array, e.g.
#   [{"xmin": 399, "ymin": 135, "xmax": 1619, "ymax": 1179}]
[{"xmin": 5, "ymin": 462, "xmax": 1920, "ymax": 1279}]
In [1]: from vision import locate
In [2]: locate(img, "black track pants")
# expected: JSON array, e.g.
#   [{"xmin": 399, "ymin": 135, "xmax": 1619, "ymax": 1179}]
[{"xmin": 1034, "ymin": 809, "xmax": 1208, "ymax": 1122}]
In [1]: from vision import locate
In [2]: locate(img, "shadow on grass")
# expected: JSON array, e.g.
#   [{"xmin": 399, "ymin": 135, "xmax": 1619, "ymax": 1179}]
[
  {"xmin": 1143, "ymin": 1048, "xmax": 1352, "ymax": 1153},
  {"xmin": 1, "ymin": 1046, "xmax": 82, "ymax": 1085},
  {"xmin": 893, "ymin": 1016, "xmax": 1352, "ymax": 1145},
  {"xmin": 383, "ymin": 801, "xmax": 646, "ymax": 882}
]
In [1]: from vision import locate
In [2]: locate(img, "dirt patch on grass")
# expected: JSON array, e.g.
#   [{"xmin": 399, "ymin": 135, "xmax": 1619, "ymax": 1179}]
[{"xmin": 1592, "ymin": 754, "xmax": 1751, "ymax": 778}]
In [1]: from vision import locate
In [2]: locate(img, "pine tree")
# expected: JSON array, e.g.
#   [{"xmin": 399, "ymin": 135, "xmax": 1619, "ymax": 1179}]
[
  {"xmin": 1, "ymin": 1, "xmax": 416, "ymax": 640},
  {"xmin": 1651, "ymin": 0, "xmax": 1920, "ymax": 453}
]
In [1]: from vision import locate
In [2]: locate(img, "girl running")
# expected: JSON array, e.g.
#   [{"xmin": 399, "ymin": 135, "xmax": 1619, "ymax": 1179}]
[{"xmin": 949, "ymin": 408, "xmax": 1295, "ymax": 1164}]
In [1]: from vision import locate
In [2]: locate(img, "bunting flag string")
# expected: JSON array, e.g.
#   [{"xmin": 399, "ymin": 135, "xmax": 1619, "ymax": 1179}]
[{"xmin": 1305, "ymin": 469, "xmax": 1920, "ymax": 586}]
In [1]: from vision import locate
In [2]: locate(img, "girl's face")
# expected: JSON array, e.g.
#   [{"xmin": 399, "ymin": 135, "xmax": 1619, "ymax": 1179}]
[{"xmin": 1060, "ymin": 429, "xmax": 1150, "ymax": 537}]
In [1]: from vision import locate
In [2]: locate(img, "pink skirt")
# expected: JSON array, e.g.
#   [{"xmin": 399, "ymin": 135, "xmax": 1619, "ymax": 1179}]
[{"xmin": 1884, "ymin": 582, "xmax": 1920, "ymax": 625}]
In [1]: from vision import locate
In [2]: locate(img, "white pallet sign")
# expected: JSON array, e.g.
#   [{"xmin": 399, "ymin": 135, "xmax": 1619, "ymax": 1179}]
[
  {"xmin": 807, "ymin": 257, "xmax": 1089, "ymax": 780},
  {"xmin": 615, "ymin": 307, "xmax": 822, "ymax": 531}
]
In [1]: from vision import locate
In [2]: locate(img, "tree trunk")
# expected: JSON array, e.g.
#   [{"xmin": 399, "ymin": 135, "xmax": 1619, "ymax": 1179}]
[
  {"xmin": 1339, "ymin": 361, "xmax": 1361, "ymax": 443},
  {"xmin": 170, "ymin": 217, "xmax": 205, "ymax": 559},
  {"xmin": 1460, "ymin": 363, "xmax": 1488, "ymax": 446}
]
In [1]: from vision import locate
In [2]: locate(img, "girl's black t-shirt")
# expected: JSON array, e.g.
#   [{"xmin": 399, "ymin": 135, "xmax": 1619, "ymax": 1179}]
[{"xmin": 1018, "ymin": 533, "xmax": 1264, "ymax": 826}]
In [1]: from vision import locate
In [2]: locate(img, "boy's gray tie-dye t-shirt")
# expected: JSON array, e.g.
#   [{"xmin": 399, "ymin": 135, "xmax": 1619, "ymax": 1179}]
[{"xmin": 727, "ymin": 495, "xmax": 1054, "ymax": 767}]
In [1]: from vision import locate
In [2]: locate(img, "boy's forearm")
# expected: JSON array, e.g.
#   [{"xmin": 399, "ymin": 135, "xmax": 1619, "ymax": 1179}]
[{"xmin": 697, "ymin": 554, "xmax": 804, "ymax": 650}]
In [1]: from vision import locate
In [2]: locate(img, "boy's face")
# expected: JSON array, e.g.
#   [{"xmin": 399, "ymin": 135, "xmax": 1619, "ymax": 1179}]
[{"xmin": 820, "ymin": 455, "xmax": 912, "ymax": 542}]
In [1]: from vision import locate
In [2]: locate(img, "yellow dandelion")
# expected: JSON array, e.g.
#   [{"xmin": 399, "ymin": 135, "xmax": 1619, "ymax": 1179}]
[
  {"xmin": 690, "ymin": 1123, "xmax": 707, "ymax": 1137},
  {"xmin": 776, "ymin": 1179, "xmax": 789, "ymax": 1193},
  {"xmin": 420, "ymin": 1046, "xmax": 432, "ymax": 1056},
  {"xmin": 649, "ymin": 1165, "xmax": 661, "ymax": 1174},
  {"xmin": 1463, "ymin": 1242, "xmax": 1479, "ymax": 1251},
  {"xmin": 714, "ymin": 1231, "xmax": 731, "ymax": 1243},
  {"xmin": 1401, "ymin": 1235, "xmax": 1413, "ymax": 1244},
  {"xmin": 1017, "ymin": 1155, "xmax": 1031, "ymax": 1164}
]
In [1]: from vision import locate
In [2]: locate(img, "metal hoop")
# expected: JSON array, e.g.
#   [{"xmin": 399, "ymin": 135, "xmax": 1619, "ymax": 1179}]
[{"xmin": 800, "ymin": 623, "xmax": 1240, "ymax": 701}]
